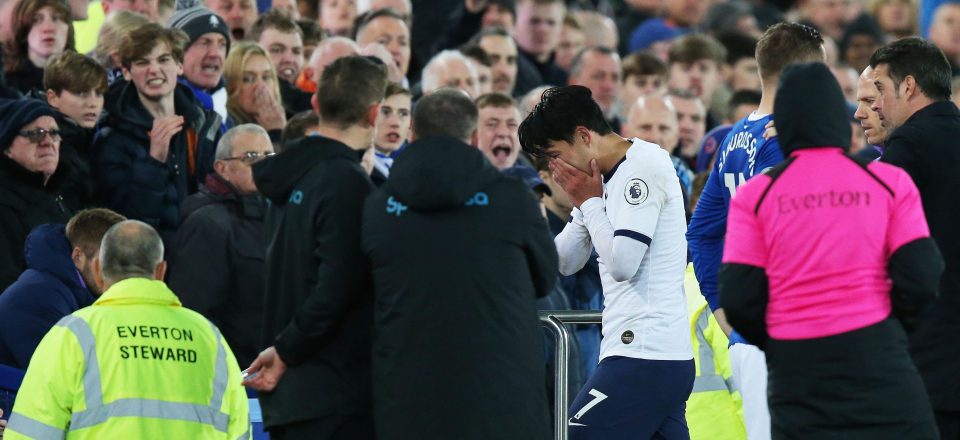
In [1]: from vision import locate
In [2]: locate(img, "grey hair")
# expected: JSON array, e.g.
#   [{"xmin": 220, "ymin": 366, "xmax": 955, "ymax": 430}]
[
  {"xmin": 216, "ymin": 124, "xmax": 271, "ymax": 160},
  {"xmin": 421, "ymin": 50, "xmax": 478, "ymax": 95},
  {"xmin": 99, "ymin": 220, "xmax": 164, "ymax": 283},
  {"xmin": 568, "ymin": 45, "xmax": 618, "ymax": 82}
]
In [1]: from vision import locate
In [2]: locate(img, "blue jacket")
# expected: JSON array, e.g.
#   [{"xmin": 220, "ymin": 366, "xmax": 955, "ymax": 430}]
[{"xmin": 0, "ymin": 224, "xmax": 93, "ymax": 369}]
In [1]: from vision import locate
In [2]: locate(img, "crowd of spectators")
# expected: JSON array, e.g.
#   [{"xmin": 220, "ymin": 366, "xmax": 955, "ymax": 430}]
[{"xmin": 1, "ymin": 0, "xmax": 959, "ymax": 438}]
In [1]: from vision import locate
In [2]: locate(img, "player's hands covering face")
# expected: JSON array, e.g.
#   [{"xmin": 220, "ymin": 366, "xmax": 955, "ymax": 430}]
[{"xmin": 550, "ymin": 158, "xmax": 603, "ymax": 208}]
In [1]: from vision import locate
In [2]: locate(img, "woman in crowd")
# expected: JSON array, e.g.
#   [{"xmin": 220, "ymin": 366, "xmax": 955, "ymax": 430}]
[
  {"xmin": 3, "ymin": 0, "xmax": 73, "ymax": 94},
  {"xmin": 91, "ymin": 10, "xmax": 151, "ymax": 86},
  {"xmin": 223, "ymin": 42, "xmax": 287, "ymax": 140}
]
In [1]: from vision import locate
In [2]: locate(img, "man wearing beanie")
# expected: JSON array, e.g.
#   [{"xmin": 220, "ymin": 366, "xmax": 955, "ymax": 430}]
[
  {"xmin": 169, "ymin": 7, "xmax": 231, "ymax": 122},
  {"xmin": 0, "ymin": 98, "xmax": 72, "ymax": 291}
]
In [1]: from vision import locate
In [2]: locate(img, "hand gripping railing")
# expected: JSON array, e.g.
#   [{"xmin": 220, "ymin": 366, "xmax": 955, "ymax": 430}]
[{"xmin": 539, "ymin": 310, "xmax": 603, "ymax": 440}]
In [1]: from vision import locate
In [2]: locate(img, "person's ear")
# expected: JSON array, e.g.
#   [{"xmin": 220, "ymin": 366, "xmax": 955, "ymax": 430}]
[
  {"xmin": 46, "ymin": 90, "xmax": 60, "ymax": 109},
  {"xmin": 213, "ymin": 159, "xmax": 228, "ymax": 177},
  {"xmin": 154, "ymin": 260, "xmax": 167, "ymax": 281},
  {"xmin": 311, "ymin": 93, "xmax": 319, "ymax": 116},
  {"xmin": 365, "ymin": 103, "xmax": 380, "ymax": 127},
  {"xmin": 408, "ymin": 125, "xmax": 417, "ymax": 142},
  {"xmin": 470, "ymin": 128, "xmax": 478, "ymax": 146},
  {"xmin": 122, "ymin": 66, "xmax": 132, "ymax": 81},
  {"xmin": 93, "ymin": 257, "xmax": 105, "ymax": 292},
  {"xmin": 903, "ymin": 75, "xmax": 916, "ymax": 99},
  {"xmin": 71, "ymin": 246, "xmax": 84, "ymax": 269}
]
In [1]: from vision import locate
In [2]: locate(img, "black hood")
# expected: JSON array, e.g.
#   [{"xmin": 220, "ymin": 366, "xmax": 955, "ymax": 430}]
[
  {"xmin": 775, "ymin": 62, "xmax": 851, "ymax": 155},
  {"xmin": 252, "ymin": 134, "xmax": 360, "ymax": 204},
  {"xmin": 386, "ymin": 136, "xmax": 502, "ymax": 212}
]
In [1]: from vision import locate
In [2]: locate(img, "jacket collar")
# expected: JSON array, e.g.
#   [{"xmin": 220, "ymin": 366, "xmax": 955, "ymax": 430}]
[
  {"xmin": 95, "ymin": 278, "xmax": 182, "ymax": 307},
  {"xmin": 904, "ymin": 100, "xmax": 960, "ymax": 126}
]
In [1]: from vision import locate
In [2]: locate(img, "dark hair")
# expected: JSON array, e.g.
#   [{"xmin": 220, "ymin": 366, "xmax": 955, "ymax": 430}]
[
  {"xmin": 412, "ymin": 89, "xmax": 478, "ymax": 142},
  {"xmin": 317, "ymin": 55, "xmax": 388, "ymax": 129},
  {"xmin": 280, "ymin": 110, "xmax": 320, "ymax": 150},
  {"xmin": 518, "ymin": 85, "xmax": 612, "ymax": 158},
  {"xmin": 460, "ymin": 45, "xmax": 492, "ymax": 67},
  {"xmin": 119, "ymin": 23, "xmax": 188, "ymax": 70},
  {"xmin": 353, "ymin": 7, "xmax": 407, "ymax": 41},
  {"xmin": 5, "ymin": 0, "xmax": 75, "ymax": 72},
  {"xmin": 44, "ymin": 51, "xmax": 108, "ymax": 94},
  {"xmin": 869, "ymin": 37, "xmax": 952, "ymax": 101},
  {"xmin": 297, "ymin": 19, "xmax": 324, "ymax": 46},
  {"xmin": 622, "ymin": 52, "xmax": 667, "ymax": 81},
  {"xmin": 728, "ymin": 89, "xmax": 762, "ymax": 119},
  {"xmin": 569, "ymin": 46, "xmax": 617, "ymax": 80},
  {"xmin": 475, "ymin": 91, "xmax": 516, "ymax": 109},
  {"xmin": 466, "ymin": 26, "xmax": 512, "ymax": 47},
  {"xmin": 249, "ymin": 9, "xmax": 303, "ymax": 42},
  {"xmin": 717, "ymin": 31, "xmax": 758, "ymax": 65},
  {"xmin": 66, "ymin": 208, "xmax": 126, "ymax": 257},
  {"xmin": 668, "ymin": 33, "xmax": 726, "ymax": 66},
  {"xmin": 756, "ymin": 22, "xmax": 824, "ymax": 81}
]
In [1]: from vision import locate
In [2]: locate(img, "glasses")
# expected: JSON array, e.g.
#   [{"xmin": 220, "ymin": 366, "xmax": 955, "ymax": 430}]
[
  {"xmin": 222, "ymin": 151, "xmax": 275, "ymax": 164},
  {"xmin": 17, "ymin": 128, "xmax": 61, "ymax": 144}
]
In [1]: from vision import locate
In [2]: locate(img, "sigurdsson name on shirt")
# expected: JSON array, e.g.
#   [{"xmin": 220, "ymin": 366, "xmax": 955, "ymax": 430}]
[{"xmin": 777, "ymin": 190, "xmax": 870, "ymax": 213}]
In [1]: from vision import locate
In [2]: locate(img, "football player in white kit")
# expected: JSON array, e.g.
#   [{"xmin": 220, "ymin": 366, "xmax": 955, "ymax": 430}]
[{"xmin": 519, "ymin": 85, "xmax": 694, "ymax": 439}]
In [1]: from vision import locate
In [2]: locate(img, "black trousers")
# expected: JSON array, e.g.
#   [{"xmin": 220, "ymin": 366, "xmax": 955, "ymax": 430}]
[
  {"xmin": 268, "ymin": 414, "xmax": 375, "ymax": 440},
  {"xmin": 765, "ymin": 318, "xmax": 939, "ymax": 440}
]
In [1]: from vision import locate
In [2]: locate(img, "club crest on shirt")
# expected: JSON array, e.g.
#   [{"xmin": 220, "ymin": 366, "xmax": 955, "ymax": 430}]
[{"xmin": 624, "ymin": 178, "xmax": 648, "ymax": 205}]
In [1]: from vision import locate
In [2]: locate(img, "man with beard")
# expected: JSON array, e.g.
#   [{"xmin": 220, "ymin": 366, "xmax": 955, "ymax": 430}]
[
  {"xmin": 169, "ymin": 7, "xmax": 231, "ymax": 122},
  {"xmin": 250, "ymin": 10, "xmax": 312, "ymax": 116},
  {"xmin": 0, "ymin": 208, "xmax": 125, "ymax": 369}
]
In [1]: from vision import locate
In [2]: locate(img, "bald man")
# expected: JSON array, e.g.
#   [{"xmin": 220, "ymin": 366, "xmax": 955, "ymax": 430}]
[
  {"xmin": 298, "ymin": 37, "xmax": 360, "ymax": 92},
  {"xmin": 623, "ymin": 95, "xmax": 694, "ymax": 200},
  {"xmin": 854, "ymin": 66, "xmax": 887, "ymax": 160}
]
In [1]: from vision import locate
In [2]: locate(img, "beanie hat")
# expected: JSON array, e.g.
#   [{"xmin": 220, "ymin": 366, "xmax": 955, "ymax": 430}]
[
  {"xmin": 775, "ymin": 62, "xmax": 851, "ymax": 155},
  {"xmin": 168, "ymin": 7, "xmax": 231, "ymax": 54},
  {"xmin": 0, "ymin": 98, "xmax": 56, "ymax": 151}
]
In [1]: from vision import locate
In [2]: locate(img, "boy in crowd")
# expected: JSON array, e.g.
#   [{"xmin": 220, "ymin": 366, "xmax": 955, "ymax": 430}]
[{"xmin": 43, "ymin": 50, "xmax": 108, "ymax": 210}]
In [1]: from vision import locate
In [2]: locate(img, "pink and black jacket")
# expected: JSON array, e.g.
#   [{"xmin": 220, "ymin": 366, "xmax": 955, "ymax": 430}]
[{"xmin": 717, "ymin": 63, "xmax": 944, "ymax": 347}]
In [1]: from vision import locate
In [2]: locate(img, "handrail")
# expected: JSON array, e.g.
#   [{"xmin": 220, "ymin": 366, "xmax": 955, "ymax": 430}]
[{"xmin": 539, "ymin": 310, "xmax": 603, "ymax": 440}]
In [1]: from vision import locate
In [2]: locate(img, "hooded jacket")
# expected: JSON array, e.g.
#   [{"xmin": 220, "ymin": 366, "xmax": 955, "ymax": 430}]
[
  {"xmin": 0, "ymin": 224, "xmax": 92, "ymax": 369},
  {"xmin": 52, "ymin": 110, "xmax": 98, "ymax": 212},
  {"xmin": 168, "ymin": 173, "xmax": 266, "ymax": 368},
  {"xmin": 362, "ymin": 136, "xmax": 556, "ymax": 440},
  {"xmin": 94, "ymin": 79, "xmax": 221, "ymax": 250},
  {"xmin": 719, "ymin": 63, "xmax": 943, "ymax": 346},
  {"xmin": 0, "ymin": 153, "xmax": 71, "ymax": 291},
  {"xmin": 251, "ymin": 135, "xmax": 375, "ymax": 428}
]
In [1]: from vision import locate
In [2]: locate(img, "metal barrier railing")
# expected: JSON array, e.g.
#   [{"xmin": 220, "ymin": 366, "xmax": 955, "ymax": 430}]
[{"xmin": 539, "ymin": 310, "xmax": 603, "ymax": 440}]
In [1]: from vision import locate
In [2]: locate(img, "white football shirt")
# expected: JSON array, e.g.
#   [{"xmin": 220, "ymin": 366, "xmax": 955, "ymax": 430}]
[{"xmin": 556, "ymin": 138, "xmax": 692, "ymax": 361}]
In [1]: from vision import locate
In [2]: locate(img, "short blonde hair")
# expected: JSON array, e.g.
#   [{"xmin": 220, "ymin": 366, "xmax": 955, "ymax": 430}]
[
  {"xmin": 224, "ymin": 42, "xmax": 283, "ymax": 125},
  {"xmin": 94, "ymin": 11, "xmax": 152, "ymax": 70}
]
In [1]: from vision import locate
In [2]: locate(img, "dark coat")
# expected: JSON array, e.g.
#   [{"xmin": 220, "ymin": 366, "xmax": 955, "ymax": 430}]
[
  {"xmin": 4, "ymin": 59, "xmax": 43, "ymax": 96},
  {"xmin": 94, "ymin": 80, "xmax": 221, "ymax": 250},
  {"xmin": 880, "ymin": 100, "xmax": 960, "ymax": 411},
  {"xmin": 0, "ymin": 224, "xmax": 93, "ymax": 368},
  {"xmin": 279, "ymin": 79, "xmax": 312, "ymax": 118},
  {"xmin": 0, "ymin": 155, "xmax": 71, "ymax": 291},
  {"xmin": 53, "ymin": 111, "xmax": 98, "ymax": 211},
  {"xmin": 251, "ymin": 135, "xmax": 374, "ymax": 429},
  {"xmin": 361, "ymin": 136, "xmax": 556, "ymax": 440},
  {"xmin": 168, "ymin": 173, "xmax": 266, "ymax": 368}
]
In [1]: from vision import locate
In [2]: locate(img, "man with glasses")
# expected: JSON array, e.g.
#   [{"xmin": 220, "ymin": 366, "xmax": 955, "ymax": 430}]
[
  {"xmin": 0, "ymin": 98, "xmax": 72, "ymax": 291},
  {"xmin": 168, "ymin": 124, "xmax": 273, "ymax": 368}
]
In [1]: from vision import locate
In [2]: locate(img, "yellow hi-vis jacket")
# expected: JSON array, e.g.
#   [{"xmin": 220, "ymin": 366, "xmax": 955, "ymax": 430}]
[
  {"xmin": 684, "ymin": 265, "xmax": 747, "ymax": 440},
  {"xmin": 5, "ymin": 278, "xmax": 250, "ymax": 439}
]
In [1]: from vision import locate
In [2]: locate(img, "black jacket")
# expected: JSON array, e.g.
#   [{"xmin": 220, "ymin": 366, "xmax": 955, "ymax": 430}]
[
  {"xmin": 361, "ymin": 136, "xmax": 556, "ymax": 440},
  {"xmin": 0, "ymin": 155, "xmax": 71, "ymax": 291},
  {"xmin": 4, "ymin": 60, "xmax": 43, "ymax": 96},
  {"xmin": 53, "ymin": 111, "xmax": 98, "ymax": 211},
  {"xmin": 252, "ymin": 135, "xmax": 374, "ymax": 428},
  {"xmin": 94, "ymin": 80, "xmax": 221, "ymax": 250},
  {"xmin": 168, "ymin": 174, "xmax": 266, "ymax": 368},
  {"xmin": 881, "ymin": 100, "xmax": 960, "ymax": 411},
  {"xmin": 279, "ymin": 79, "xmax": 312, "ymax": 118}
]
